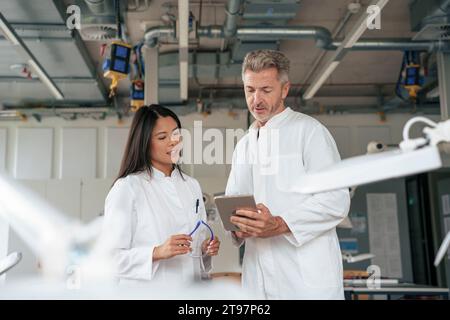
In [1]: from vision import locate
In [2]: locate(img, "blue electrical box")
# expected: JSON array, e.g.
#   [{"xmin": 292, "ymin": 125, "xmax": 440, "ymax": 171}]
[{"xmin": 103, "ymin": 41, "xmax": 131, "ymax": 75}]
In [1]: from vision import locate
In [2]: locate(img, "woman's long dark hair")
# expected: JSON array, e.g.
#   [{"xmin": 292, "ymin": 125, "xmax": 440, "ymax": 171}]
[{"xmin": 115, "ymin": 104, "xmax": 184, "ymax": 183}]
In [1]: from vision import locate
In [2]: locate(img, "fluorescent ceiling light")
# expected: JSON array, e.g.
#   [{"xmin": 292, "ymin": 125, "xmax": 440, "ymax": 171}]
[
  {"xmin": 303, "ymin": 0, "xmax": 390, "ymax": 100},
  {"xmin": 303, "ymin": 61, "xmax": 340, "ymax": 100},
  {"xmin": 0, "ymin": 20, "xmax": 19, "ymax": 45},
  {"xmin": 0, "ymin": 12, "xmax": 64, "ymax": 100},
  {"xmin": 28, "ymin": 60, "xmax": 64, "ymax": 100},
  {"xmin": 343, "ymin": 24, "xmax": 367, "ymax": 49},
  {"xmin": 343, "ymin": 0, "xmax": 389, "ymax": 48}
]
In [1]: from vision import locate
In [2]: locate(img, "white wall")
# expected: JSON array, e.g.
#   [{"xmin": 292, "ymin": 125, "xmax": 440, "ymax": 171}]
[
  {"xmin": 1, "ymin": 110, "xmax": 439, "ymax": 179},
  {"xmin": 0, "ymin": 109, "xmax": 442, "ymax": 279}
]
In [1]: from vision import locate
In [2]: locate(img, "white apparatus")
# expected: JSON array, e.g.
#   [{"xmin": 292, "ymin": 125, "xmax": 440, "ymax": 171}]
[{"xmin": 289, "ymin": 116, "xmax": 450, "ymax": 266}]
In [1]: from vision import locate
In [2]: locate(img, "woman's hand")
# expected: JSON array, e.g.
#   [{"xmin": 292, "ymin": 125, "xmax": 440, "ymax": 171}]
[
  {"xmin": 153, "ymin": 234, "xmax": 192, "ymax": 261},
  {"xmin": 201, "ymin": 237, "xmax": 220, "ymax": 256}
]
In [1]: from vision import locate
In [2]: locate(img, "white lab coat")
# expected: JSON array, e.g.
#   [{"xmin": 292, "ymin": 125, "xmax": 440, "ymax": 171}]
[
  {"xmin": 102, "ymin": 168, "xmax": 211, "ymax": 286},
  {"xmin": 226, "ymin": 107, "xmax": 350, "ymax": 300}
]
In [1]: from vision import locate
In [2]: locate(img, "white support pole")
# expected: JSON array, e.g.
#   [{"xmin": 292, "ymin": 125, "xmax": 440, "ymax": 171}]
[
  {"xmin": 144, "ymin": 46, "xmax": 159, "ymax": 105},
  {"xmin": 178, "ymin": 0, "xmax": 189, "ymax": 101}
]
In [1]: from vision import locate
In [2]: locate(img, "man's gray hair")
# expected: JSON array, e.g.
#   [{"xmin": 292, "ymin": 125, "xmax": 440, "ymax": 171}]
[{"xmin": 241, "ymin": 49, "xmax": 290, "ymax": 83}]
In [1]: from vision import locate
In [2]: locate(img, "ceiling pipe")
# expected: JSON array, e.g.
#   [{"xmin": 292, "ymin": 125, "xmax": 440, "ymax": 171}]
[
  {"xmin": 197, "ymin": 25, "xmax": 223, "ymax": 38},
  {"xmin": 144, "ymin": 24, "xmax": 447, "ymax": 52},
  {"xmin": 330, "ymin": 39, "xmax": 450, "ymax": 51},
  {"xmin": 235, "ymin": 26, "xmax": 332, "ymax": 48},
  {"xmin": 301, "ymin": 7, "xmax": 355, "ymax": 87},
  {"xmin": 145, "ymin": 25, "xmax": 332, "ymax": 48},
  {"xmin": 224, "ymin": 0, "xmax": 243, "ymax": 38},
  {"xmin": 0, "ymin": 36, "xmax": 74, "ymax": 42},
  {"xmin": 144, "ymin": 26, "xmax": 173, "ymax": 47}
]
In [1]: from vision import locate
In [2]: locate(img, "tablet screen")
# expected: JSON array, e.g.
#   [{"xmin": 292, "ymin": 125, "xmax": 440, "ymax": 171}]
[{"xmin": 214, "ymin": 195, "xmax": 257, "ymax": 231}]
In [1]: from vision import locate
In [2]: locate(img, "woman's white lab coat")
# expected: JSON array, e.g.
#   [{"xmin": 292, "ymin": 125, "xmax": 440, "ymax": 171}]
[
  {"xmin": 226, "ymin": 107, "xmax": 351, "ymax": 300},
  {"xmin": 103, "ymin": 168, "xmax": 211, "ymax": 285}
]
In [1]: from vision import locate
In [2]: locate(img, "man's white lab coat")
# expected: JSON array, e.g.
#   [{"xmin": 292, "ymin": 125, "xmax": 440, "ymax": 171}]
[
  {"xmin": 226, "ymin": 107, "xmax": 350, "ymax": 299},
  {"xmin": 103, "ymin": 168, "xmax": 211, "ymax": 285}
]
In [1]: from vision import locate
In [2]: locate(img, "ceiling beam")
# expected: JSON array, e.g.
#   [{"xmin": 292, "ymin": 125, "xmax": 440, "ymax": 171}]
[
  {"xmin": 0, "ymin": 12, "xmax": 64, "ymax": 100},
  {"xmin": 303, "ymin": 0, "xmax": 390, "ymax": 100}
]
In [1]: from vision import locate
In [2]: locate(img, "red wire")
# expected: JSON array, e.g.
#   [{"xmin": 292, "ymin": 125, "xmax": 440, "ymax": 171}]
[{"xmin": 100, "ymin": 43, "xmax": 107, "ymax": 57}]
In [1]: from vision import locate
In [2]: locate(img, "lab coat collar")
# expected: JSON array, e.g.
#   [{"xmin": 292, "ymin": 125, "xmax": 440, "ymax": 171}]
[
  {"xmin": 250, "ymin": 107, "xmax": 293, "ymax": 130},
  {"xmin": 137, "ymin": 166, "xmax": 180, "ymax": 181},
  {"xmin": 151, "ymin": 166, "xmax": 180, "ymax": 180}
]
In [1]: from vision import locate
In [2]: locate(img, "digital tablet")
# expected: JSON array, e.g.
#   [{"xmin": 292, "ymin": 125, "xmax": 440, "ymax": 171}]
[{"xmin": 214, "ymin": 195, "xmax": 257, "ymax": 231}]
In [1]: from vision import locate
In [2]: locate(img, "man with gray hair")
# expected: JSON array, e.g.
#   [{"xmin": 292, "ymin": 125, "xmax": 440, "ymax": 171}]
[{"xmin": 226, "ymin": 49, "xmax": 350, "ymax": 299}]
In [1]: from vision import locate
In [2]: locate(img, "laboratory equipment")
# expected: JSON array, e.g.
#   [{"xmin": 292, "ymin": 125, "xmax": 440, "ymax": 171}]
[
  {"xmin": 288, "ymin": 116, "xmax": 450, "ymax": 266},
  {"xmin": 0, "ymin": 252, "xmax": 22, "ymax": 276}
]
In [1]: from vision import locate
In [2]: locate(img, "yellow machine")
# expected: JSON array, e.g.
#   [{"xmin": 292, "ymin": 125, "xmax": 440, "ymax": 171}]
[
  {"xmin": 130, "ymin": 80, "xmax": 145, "ymax": 111},
  {"xmin": 404, "ymin": 63, "xmax": 422, "ymax": 100},
  {"xmin": 102, "ymin": 41, "xmax": 132, "ymax": 97},
  {"xmin": 398, "ymin": 51, "xmax": 424, "ymax": 102}
]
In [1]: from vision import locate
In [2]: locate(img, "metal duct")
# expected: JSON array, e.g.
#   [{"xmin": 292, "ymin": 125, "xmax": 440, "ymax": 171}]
[
  {"xmin": 145, "ymin": 24, "xmax": 446, "ymax": 52},
  {"xmin": 145, "ymin": 25, "xmax": 333, "ymax": 48},
  {"xmin": 144, "ymin": 26, "xmax": 174, "ymax": 47},
  {"xmin": 224, "ymin": 0, "xmax": 243, "ymax": 38},
  {"xmin": 235, "ymin": 26, "xmax": 332, "ymax": 48},
  {"xmin": 84, "ymin": 0, "xmax": 106, "ymax": 15},
  {"xmin": 330, "ymin": 39, "xmax": 450, "ymax": 51}
]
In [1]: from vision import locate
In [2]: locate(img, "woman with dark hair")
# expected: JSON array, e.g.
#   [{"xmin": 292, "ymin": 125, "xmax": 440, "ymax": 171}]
[{"xmin": 103, "ymin": 104, "xmax": 220, "ymax": 285}]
